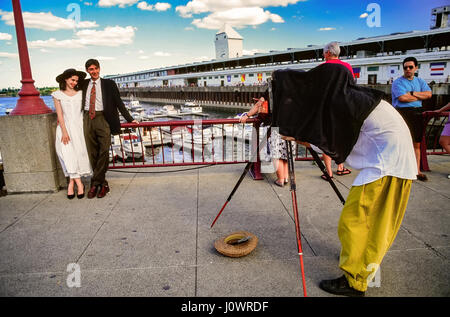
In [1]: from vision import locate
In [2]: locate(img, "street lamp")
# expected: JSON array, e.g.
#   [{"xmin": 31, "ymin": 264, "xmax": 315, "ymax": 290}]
[{"xmin": 10, "ymin": 0, "xmax": 52, "ymax": 116}]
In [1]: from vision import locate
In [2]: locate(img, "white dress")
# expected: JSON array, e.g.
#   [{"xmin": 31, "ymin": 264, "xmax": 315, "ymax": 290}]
[{"xmin": 52, "ymin": 90, "xmax": 92, "ymax": 178}]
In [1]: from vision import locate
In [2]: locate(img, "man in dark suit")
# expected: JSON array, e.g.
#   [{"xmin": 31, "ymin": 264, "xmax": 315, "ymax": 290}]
[{"xmin": 82, "ymin": 58, "xmax": 137, "ymax": 198}]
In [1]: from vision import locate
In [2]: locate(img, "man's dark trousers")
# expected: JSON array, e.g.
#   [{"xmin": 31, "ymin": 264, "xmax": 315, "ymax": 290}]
[{"xmin": 84, "ymin": 111, "xmax": 111, "ymax": 187}]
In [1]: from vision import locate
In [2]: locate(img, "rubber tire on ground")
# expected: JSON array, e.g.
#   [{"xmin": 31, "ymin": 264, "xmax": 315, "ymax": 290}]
[{"xmin": 214, "ymin": 231, "xmax": 258, "ymax": 258}]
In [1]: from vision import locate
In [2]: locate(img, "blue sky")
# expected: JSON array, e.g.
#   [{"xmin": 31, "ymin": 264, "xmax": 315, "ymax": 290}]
[{"xmin": 0, "ymin": 0, "xmax": 448, "ymax": 89}]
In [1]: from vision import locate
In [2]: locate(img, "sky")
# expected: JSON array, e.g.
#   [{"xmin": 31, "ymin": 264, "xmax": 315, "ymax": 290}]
[{"xmin": 0, "ymin": 0, "xmax": 448, "ymax": 89}]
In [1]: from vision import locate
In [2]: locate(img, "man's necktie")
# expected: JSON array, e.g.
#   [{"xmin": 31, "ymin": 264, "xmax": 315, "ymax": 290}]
[{"xmin": 89, "ymin": 82, "xmax": 96, "ymax": 119}]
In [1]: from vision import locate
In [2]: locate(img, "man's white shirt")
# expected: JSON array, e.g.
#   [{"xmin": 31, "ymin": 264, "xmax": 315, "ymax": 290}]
[{"xmin": 85, "ymin": 78, "xmax": 104, "ymax": 111}]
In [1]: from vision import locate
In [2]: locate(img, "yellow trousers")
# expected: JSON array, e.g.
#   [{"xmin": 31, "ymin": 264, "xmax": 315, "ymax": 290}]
[{"xmin": 338, "ymin": 176, "xmax": 412, "ymax": 292}]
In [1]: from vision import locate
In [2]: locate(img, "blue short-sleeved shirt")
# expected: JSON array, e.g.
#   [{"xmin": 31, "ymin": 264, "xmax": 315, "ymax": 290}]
[{"xmin": 391, "ymin": 76, "xmax": 431, "ymax": 108}]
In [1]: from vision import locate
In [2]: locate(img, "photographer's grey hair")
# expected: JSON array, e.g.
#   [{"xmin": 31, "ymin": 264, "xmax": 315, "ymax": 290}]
[{"xmin": 324, "ymin": 42, "xmax": 340, "ymax": 57}]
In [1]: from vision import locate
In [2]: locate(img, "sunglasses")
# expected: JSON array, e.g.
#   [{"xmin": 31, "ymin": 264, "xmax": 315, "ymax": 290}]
[{"xmin": 403, "ymin": 65, "xmax": 415, "ymax": 70}]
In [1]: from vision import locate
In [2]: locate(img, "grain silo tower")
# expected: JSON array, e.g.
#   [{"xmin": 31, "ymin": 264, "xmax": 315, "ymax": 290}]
[{"xmin": 215, "ymin": 24, "xmax": 243, "ymax": 60}]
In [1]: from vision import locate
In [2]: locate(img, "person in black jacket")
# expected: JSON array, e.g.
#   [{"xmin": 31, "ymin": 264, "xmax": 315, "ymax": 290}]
[{"xmin": 81, "ymin": 59, "xmax": 137, "ymax": 199}]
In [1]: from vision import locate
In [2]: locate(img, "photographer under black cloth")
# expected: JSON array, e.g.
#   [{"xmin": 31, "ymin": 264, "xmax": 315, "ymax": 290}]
[
  {"xmin": 272, "ymin": 64, "xmax": 384, "ymax": 164},
  {"xmin": 271, "ymin": 64, "xmax": 417, "ymax": 296}
]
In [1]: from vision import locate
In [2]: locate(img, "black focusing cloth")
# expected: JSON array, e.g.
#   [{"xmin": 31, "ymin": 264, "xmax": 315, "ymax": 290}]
[{"xmin": 272, "ymin": 63, "xmax": 385, "ymax": 164}]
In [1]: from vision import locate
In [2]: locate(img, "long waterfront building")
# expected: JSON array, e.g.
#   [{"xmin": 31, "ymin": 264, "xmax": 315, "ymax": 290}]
[{"xmin": 106, "ymin": 25, "xmax": 450, "ymax": 88}]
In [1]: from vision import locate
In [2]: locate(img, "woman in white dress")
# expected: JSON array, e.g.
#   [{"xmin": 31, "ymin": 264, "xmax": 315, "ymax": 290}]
[{"xmin": 52, "ymin": 69, "xmax": 92, "ymax": 199}]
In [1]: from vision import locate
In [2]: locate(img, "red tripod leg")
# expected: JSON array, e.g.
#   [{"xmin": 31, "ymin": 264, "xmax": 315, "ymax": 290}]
[
  {"xmin": 290, "ymin": 189, "xmax": 308, "ymax": 297},
  {"xmin": 286, "ymin": 141, "xmax": 308, "ymax": 297}
]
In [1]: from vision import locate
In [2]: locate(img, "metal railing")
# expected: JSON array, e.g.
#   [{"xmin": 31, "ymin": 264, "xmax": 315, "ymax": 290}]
[
  {"xmin": 421, "ymin": 111, "xmax": 449, "ymax": 171},
  {"xmin": 109, "ymin": 117, "xmax": 269, "ymax": 178},
  {"xmin": 109, "ymin": 117, "xmax": 314, "ymax": 167},
  {"xmin": 109, "ymin": 110, "xmax": 448, "ymax": 174}
]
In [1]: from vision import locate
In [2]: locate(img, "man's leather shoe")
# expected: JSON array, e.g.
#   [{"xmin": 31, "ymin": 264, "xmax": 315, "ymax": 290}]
[
  {"xmin": 97, "ymin": 184, "xmax": 110, "ymax": 198},
  {"xmin": 319, "ymin": 275, "xmax": 365, "ymax": 297},
  {"xmin": 87, "ymin": 185, "xmax": 99, "ymax": 199}
]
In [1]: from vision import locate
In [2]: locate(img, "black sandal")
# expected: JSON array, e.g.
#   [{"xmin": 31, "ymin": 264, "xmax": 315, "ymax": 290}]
[{"xmin": 336, "ymin": 167, "xmax": 351, "ymax": 176}]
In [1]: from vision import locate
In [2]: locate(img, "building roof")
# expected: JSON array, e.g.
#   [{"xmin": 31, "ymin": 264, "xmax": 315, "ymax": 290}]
[{"xmin": 216, "ymin": 24, "xmax": 243, "ymax": 40}]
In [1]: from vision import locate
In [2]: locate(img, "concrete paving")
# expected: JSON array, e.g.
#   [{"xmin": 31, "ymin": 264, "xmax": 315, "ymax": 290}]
[{"xmin": 0, "ymin": 156, "xmax": 449, "ymax": 297}]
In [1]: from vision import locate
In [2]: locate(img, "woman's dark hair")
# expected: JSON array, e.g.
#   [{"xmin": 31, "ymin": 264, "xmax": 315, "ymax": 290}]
[
  {"xmin": 58, "ymin": 75, "xmax": 82, "ymax": 91},
  {"xmin": 403, "ymin": 56, "xmax": 418, "ymax": 67},
  {"xmin": 56, "ymin": 68, "xmax": 86, "ymax": 91},
  {"xmin": 85, "ymin": 58, "xmax": 100, "ymax": 69}
]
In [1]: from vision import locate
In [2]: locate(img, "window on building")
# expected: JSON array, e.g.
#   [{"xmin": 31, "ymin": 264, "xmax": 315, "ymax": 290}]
[{"xmin": 367, "ymin": 66, "xmax": 379, "ymax": 72}]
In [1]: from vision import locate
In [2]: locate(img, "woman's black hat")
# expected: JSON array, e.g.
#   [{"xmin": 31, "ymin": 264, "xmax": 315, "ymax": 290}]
[{"xmin": 56, "ymin": 68, "xmax": 87, "ymax": 83}]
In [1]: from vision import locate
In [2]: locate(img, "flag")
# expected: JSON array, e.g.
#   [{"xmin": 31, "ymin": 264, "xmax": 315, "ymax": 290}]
[
  {"xmin": 257, "ymin": 73, "xmax": 263, "ymax": 82},
  {"xmin": 353, "ymin": 67, "xmax": 361, "ymax": 78},
  {"xmin": 430, "ymin": 62, "xmax": 445, "ymax": 76},
  {"xmin": 241, "ymin": 74, "xmax": 246, "ymax": 82}
]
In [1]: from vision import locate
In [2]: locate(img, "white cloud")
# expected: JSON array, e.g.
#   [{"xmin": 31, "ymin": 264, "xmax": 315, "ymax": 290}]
[
  {"xmin": 192, "ymin": 7, "xmax": 284, "ymax": 30},
  {"xmin": 176, "ymin": 0, "xmax": 304, "ymax": 18},
  {"xmin": 154, "ymin": 51, "xmax": 171, "ymax": 57},
  {"xmin": 0, "ymin": 32, "xmax": 12, "ymax": 40},
  {"xmin": 137, "ymin": 2, "xmax": 171, "ymax": 11},
  {"xmin": 191, "ymin": 55, "xmax": 212, "ymax": 62},
  {"xmin": 176, "ymin": 0, "xmax": 302, "ymax": 29},
  {"xmin": 359, "ymin": 12, "xmax": 368, "ymax": 18},
  {"xmin": 98, "ymin": 0, "xmax": 139, "ymax": 7},
  {"xmin": 0, "ymin": 52, "xmax": 18, "ymax": 58},
  {"xmin": 95, "ymin": 56, "xmax": 117, "ymax": 61},
  {"xmin": 318, "ymin": 27, "xmax": 336, "ymax": 31},
  {"xmin": 39, "ymin": 48, "xmax": 51, "ymax": 53},
  {"xmin": 76, "ymin": 21, "xmax": 100, "ymax": 28},
  {"xmin": 84, "ymin": 2, "xmax": 93, "ymax": 6},
  {"xmin": 28, "ymin": 38, "xmax": 85, "ymax": 49},
  {"xmin": 137, "ymin": 1, "xmax": 154, "ymax": 10},
  {"xmin": 154, "ymin": 2, "xmax": 171, "ymax": 11},
  {"xmin": 139, "ymin": 55, "xmax": 150, "ymax": 59},
  {"xmin": 28, "ymin": 26, "xmax": 137, "ymax": 48},
  {"xmin": 0, "ymin": 10, "xmax": 99, "ymax": 31},
  {"xmin": 184, "ymin": 26, "xmax": 194, "ymax": 31}
]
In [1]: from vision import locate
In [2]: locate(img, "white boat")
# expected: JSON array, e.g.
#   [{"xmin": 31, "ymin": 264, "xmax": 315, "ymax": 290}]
[
  {"xmin": 5, "ymin": 108, "xmax": 13, "ymax": 115},
  {"xmin": 181, "ymin": 100, "xmax": 202, "ymax": 113},
  {"xmin": 162, "ymin": 105, "xmax": 179, "ymax": 115},
  {"xmin": 113, "ymin": 133, "xmax": 144, "ymax": 159},
  {"xmin": 171, "ymin": 126, "xmax": 212, "ymax": 146},
  {"xmin": 109, "ymin": 147, "xmax": 126, "ymax": 162},
  {"xmin": 140, "ymin": 127, "xmax": 164, "ymax": 146},
  {"xmin": 125, "ymin": 95, "xmax": 141, "ymax": 110},
  {"xmin": 130, "ymin": 112, "xmax": 142, "ymax": 121},
  {"xmin": 132, "ymin": 106, "xmax": 145, "ymax": 112},
  {"xmin": 151, "ymin": 109, "xmax": 163, "ymax": 115}
]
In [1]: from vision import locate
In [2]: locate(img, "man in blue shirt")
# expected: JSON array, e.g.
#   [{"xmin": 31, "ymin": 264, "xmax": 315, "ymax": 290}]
[{"xmin": 392, "ymin": 57, "xmax": 432, "ymax": 181}]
